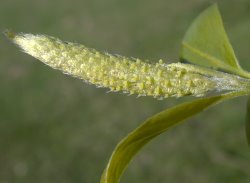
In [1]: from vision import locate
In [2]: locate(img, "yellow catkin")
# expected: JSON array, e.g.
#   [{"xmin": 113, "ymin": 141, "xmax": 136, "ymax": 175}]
[{"xmin": 8, "ymin": 32, "xmax": 249, "ymax": 99}]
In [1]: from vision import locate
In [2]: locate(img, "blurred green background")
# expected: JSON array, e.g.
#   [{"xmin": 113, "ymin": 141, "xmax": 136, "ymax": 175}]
[{"xmin": 1, "ymin": 0, "xmax": 250, "ymax": 182}]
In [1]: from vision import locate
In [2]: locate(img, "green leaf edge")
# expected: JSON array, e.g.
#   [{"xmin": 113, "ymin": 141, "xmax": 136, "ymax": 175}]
[
  {"xmin": 100, "ymin": 91, "xmax": 248, "ymax": 183},
  {"xmin": 180, "ymin": 4, "xmax": 250, "ymax": 79}
]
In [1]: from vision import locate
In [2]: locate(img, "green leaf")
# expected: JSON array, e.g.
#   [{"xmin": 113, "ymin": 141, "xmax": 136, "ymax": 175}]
[
  {"xmin": 100, "ymin": 91, "xmax": 246, "ymax": 183},
  {"xmin": 181, "ymin": 4, "xmax": 250, "ymax": 78},
  {"xmin": 245, "ymin": 96, "xmax": 250, "ymax": 147}
]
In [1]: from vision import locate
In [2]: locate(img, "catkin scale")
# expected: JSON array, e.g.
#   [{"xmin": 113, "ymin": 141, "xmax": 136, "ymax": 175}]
[{"xmin": 8, "ymin": 32, "xmax": 249, "ymax": 99}]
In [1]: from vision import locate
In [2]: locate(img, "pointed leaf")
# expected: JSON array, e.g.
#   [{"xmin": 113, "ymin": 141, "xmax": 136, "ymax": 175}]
[
  {"xmin": 100, "ymin": 92, "xmax": 246, "ymax": 183},
  {"xmin": 246, "ymin": 96, "xmax": 250, "ymax": 146},
  {"xmin": 181, "ymin": 4, "xmax": 250, "ymax": 78}
]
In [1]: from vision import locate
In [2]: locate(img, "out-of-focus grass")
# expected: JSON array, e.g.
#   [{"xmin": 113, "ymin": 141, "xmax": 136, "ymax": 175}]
[{"xmin": 0, "ymin": 0, "xmax": 250, "ymax": 183}]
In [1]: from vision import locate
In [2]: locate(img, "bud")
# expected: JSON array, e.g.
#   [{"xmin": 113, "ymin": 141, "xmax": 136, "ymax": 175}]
[{"xmin": 7, "ymin": 31, "xmax": 250, "ymax": 99}]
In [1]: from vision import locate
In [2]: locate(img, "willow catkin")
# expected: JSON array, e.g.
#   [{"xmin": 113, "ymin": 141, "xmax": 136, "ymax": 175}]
[{"xmin": 7, "ymin": 32, "xmax": 249, "ymax": 99}]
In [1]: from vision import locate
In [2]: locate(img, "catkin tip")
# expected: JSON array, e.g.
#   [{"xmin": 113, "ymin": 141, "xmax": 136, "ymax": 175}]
[{"xmin": 3, "ymin": 29, "xmax": 16, "ymax": 39}]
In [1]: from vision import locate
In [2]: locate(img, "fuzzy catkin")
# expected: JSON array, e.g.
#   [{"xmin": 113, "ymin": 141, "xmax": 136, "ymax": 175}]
[{"xmin": 9, "ymin": 32, "xmax": 248, "ymax": 99}]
